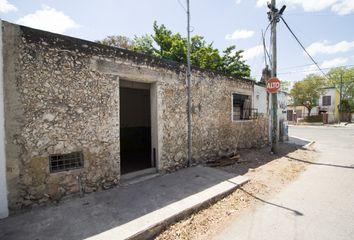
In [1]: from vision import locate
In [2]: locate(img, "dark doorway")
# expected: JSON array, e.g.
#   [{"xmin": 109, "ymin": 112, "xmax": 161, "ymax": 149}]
[{"xmin": 120, "ymin": 85, "xmax": 152, "ymax": 174}]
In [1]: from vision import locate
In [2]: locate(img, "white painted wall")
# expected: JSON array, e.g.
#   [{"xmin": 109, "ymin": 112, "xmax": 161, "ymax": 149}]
[
  {"xmin": 319, "ymin": 88, "xmax": 338, "ymax": 123},
  {"xmin": 252, "ymin": 84, "xmax": 273, "ymax": 144},
  {"xmin": 0, "ymin": 20, "xmax": 9, "ymax": 218},
  {"xmin": 277, "ymin": 91, "xmax": 288, "ymax": 141},
  {"xmin": 253, "ymin": 85, "xmax": 267, "ymax": 114},
  {"xmin": 277, "ymin": 91, "xmax": 288, "ymax": 122},
  {"xmin": 319, "ymin": 88, "xmax": 337, "ymax": 114},
  {"xmin": 266, "ymin": 90, "xmax": 289, "ymax": 144}
]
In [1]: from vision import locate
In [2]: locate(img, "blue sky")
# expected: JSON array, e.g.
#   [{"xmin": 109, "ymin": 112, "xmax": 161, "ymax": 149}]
[{"xmin": 1, "ymin": 0, "xmax": 354, "ymax": 83}]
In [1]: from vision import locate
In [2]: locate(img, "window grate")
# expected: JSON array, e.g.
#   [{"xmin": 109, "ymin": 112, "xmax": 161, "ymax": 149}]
[
  {"xmin": 49, "ymin": 152, "xmax": 84, "ymax": 173},
  {"xmin": 232, "ymin": 94, "xmax": 258, "ymax": 120},
  {"xmin": 322, "ymin": 96, "xmax": 331, "ymax": 106}
]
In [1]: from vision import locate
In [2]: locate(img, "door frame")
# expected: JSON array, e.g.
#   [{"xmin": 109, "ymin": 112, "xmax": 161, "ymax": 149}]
[{"xmin": 119, "ymin": 79, "xmax": 160, "ymax": 174}]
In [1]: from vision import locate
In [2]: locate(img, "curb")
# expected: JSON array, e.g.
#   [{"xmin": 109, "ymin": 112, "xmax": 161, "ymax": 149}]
[
  {"xmin": 289, "ymin": 135, "xmax": 315, "ymax": 149},
  {"xmin": 304, "ymin": 140, "xmax": 315, "ymax": 148},
  {"xmin": 85, "ymin": 175, "xmax": 250, "ymax": 240}
]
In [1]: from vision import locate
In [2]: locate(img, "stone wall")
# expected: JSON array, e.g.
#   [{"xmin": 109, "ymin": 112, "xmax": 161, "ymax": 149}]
[
  {"xmin": 3, "ymin": 22, "xmax": 120, "ymax": 209},
  {"xmin": 2, "ymin": 21, "xmax": 268, "ymax": 210},
  {"xmin": 158, "ymin": 73, "xmax": 269, "ymax": 171},
  {"xmin": 192, "ymin": 75, "xmax": 268, "ymax": 162}
]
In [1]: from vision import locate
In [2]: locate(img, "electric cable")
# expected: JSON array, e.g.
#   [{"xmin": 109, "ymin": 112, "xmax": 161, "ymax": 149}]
[
  {"xmin": 262, "ymin": 24, "xmax": 272, "ymax": 67},
  {"xmin": 280, "ymin": 16, "xmax": 329, "ymax": 79},
  {"xmin": 177, "ymin": 0, "xmax": 187, "ymax": 12}
]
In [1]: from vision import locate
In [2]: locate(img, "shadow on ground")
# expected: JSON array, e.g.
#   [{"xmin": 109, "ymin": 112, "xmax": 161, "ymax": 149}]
[
  {"xmin": 217, "ymin": 142, "xmax": 304, "ymax": 176},
  {"xmin": 0, "ymin": 167, "xmax": 237, "ymax": 240},
  {"xmin": 239, "ymin": 187, "xmax": 304, "ymax": 216},
  {"xmin": 285, "ymin": 155, "xmax": 354, "ymax": 169},
  {"xmin": 0, "ymin": 140, "xmax": 308, "ymax": 240}
]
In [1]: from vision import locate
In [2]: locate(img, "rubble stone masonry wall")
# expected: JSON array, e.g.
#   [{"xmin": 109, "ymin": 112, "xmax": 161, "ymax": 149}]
[{"xmin": 2, "ymin": 21, "xmax": 268, "ymax": 210}]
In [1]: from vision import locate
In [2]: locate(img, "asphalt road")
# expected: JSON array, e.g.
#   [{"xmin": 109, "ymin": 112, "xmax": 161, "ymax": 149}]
[{"xmin": 214, "ymin": 125, "xmax": 354, "ymax": 240}]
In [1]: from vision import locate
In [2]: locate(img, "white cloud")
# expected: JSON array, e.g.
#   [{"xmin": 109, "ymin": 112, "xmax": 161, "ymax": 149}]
[
  {"xmin": 296, "ymin": 0, "xmax": 338, "ymax": 12},
  {"xmin": 332, "ymin": 0, "xmax": 354, "ymax": 15},
  {"xmin": 306, "ymin": 40, "xmax": 354, "ymax": 55},
  {"xmin": 303, "ymin": 57, "xmax": 348, "ymax": 74},
  {"xmin": 235, "ymin": 0, "xmax": 242, "ymax": 4},
  {"xmin": 256, "ymin": 0, "xmax": 267, "ymax": 8},
  {"xmin": 321, "ymin": 57, "xmax": 348, "ymax": 68},
  {"xmin": 304, "ymin": 65, "xmax": 319, "ymax": 75},
  {"xmin": 0, "ymin": 0, "xmax": 17, "ymax": 13},
  {"xmin": 256, "ymin": 0, "xmax": 354, "ymax": 15},
  {"xmin": 256, "ymin": 0, "xmax": 336, "ymax": 10},
  {"xmin": 225, "ymin": 29, "xmax": 255, "ymax": 40},
  {"xmin": 16, "ymin": 5, "xmax": 80, "ymax": 34},
  {"xmin": 242, "ymin": 45, "xmax": 263, "ymax": 61}
]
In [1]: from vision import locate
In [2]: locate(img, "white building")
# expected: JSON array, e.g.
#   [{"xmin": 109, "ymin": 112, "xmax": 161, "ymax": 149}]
[{"xmin": 318, "ymin": 87, "xmax": 340, "ymax": 123}]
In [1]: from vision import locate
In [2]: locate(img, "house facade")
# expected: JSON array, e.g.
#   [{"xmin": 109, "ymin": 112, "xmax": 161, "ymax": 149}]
[
  {"xmin": 288, "ymin": 87, "xmax": 340, "ymax": 124},
  {"xmin": 0, "ymin": 21, "xmax": 269, "ymax": 216},
  {"xmin": 318, "ymin": 87, "xmax": 340, "ymax": 123}
]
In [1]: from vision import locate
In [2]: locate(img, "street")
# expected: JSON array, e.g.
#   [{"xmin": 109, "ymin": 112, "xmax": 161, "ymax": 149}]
[{"xmin": 214, "ymin": 125, "xmax": 354, "ymax": 240}]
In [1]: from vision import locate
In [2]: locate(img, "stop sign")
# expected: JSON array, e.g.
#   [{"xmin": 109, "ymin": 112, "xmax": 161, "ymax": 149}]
[{"xmin": 267, "ymin": 77, "xmax": 281, "ymax": 93}]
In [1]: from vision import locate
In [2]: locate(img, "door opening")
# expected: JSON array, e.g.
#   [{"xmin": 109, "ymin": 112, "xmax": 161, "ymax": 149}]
[{"xmin": 120, "ymin": 83, "xmax": 152, "ymax": 174}]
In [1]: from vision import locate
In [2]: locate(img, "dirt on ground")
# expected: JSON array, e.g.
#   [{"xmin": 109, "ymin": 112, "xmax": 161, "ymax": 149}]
[{"xmin": 155, "ymin": 142, "xmax": 318, "ymax": 240}]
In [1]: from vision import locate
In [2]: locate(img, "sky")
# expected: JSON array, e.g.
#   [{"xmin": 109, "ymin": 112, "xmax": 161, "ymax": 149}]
[{"xmin": 1, "ymin": 0, "xmax": 354, "ymax": 84}]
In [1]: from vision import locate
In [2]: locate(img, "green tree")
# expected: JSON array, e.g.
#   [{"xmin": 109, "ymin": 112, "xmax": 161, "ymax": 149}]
[
  {"xmin": 133, "ymin": 34, "xmax": 155, "ymax": 56},
  {"xmin": 220, "ymin": 46, "xmax": 250, "ymax": 77},
  {"xmin": 290, "ymin": 74, "xmax": 325, "ymax": 116},
  {"xmin": 134, "ymin": 22, "xmax": 250, "ymax": 78},
  {"xmin": 95, "ymin": 35, "xmax": 135, "ymax": 50},
  {"xmin": 327, "ymin": 67, "xmax": 354, "ymax": 112}
]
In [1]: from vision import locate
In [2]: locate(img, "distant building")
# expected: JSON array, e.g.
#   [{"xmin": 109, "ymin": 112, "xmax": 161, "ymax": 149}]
[
  {"xmin": 287, "ymin": 87, "xmax": 340, "ymax": 123},
  {"xmin": 318, "ymin": 87, "xmax": 340, "ymax": 123}
]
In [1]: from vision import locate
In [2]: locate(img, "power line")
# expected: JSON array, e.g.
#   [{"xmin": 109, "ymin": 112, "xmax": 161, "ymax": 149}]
[
  {"xmin": 280, "ymin": 16, "xmax": 329, "ymax": 79},
  {"xmin": 252, "ymin": 64, "xmax": 354, "ymax": 77},
  {"xmin": 262, "ymin": 24, "xmax": 272, "ymax": 67},
  {"xmin": 177, "ymin": 0, "xmax": 187, "ymax": 12},
  {"xmin": 277, "ymin": 64, "xmax": 354, "ymax": 76},
  {"xmin": 279, "ymin": 63, "xmax": 316, "ymax": 70},
  {"xmin": 286, "ymin": 12, "xmax": 354, "ymax": 17}
]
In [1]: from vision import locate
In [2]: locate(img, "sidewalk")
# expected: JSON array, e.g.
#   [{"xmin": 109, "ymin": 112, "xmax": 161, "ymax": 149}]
[
  {"xmin": 0, "ymin": 166, "xmax": 248, "ymax": 240},
  {"xmin": 289, "ymin": 122, "xmax": 354, "ymax": 128}
]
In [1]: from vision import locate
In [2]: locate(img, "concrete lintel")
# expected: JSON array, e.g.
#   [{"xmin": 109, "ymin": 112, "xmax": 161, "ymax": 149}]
[{"xmin": 90, "ymin": 58, "xmax": 178, "ymax": 84}]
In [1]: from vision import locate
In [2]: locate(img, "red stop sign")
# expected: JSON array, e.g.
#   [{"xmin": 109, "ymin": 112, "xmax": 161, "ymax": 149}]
[{"xmin": 267, "ymin": 77, "xmax": 281, "ymax": 93}]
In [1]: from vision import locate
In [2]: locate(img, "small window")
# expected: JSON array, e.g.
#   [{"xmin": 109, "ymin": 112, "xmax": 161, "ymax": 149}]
[
  {"xmin": 296, "ymin": 110, "xmax": 302, "ymax": 118},
  {"xmin": 232, "ymin": 94, "xmax": 256, "ymax": 121},
  {"xmin": 322, "ymin": 96, "xmax": 331, "ymax": 106},
  {"xmin": 49, "ymin": 152, "xmax": 84, "ymax": 173}
]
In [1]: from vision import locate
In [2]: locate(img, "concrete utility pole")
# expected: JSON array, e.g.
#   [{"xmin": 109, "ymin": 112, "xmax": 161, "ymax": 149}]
[
  {"xmin": 269, "ymin": 0, "xmax": 279, "ymax": 153},
  {"xmin": 339, "ymin": 71, "xmax": 343, "ymax": 124},
  {"xmin": 268, "ymin": 0, "xmax": 286, "ymax": 153},
  {"xmin": 186, "ymin": 0, "xmax": 192, "ymax": 167}
]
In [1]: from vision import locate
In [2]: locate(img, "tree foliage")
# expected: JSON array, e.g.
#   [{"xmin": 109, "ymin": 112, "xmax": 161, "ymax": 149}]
[
  {"xmin": 95, "ymin": 35, "xmax": 135, "ymax": 50},
  {"xmin": 98, "ymin": 22, "xmax": 251, "ymax": 78},
  {"xmin": 290, "ymin": 74, "xmax": 325, "ymax": 116},
  {"xmin": 327, "ymin": 67, "xmax": 354, "ymax": 112}
]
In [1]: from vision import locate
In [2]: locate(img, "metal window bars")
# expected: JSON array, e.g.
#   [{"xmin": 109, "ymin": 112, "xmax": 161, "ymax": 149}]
[
  {"xmin": 49, "ymin": 152, "xmax": 84, "ymax": 173},
  {"xmin": 233, "ymin": 108, "xmax": 259, "ymax": 120}
]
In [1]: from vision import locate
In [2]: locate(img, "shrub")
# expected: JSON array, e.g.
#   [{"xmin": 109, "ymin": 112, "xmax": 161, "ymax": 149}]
[{"xmin": 304, "ymin": 115, "xmax": 322, "ymax": 122}]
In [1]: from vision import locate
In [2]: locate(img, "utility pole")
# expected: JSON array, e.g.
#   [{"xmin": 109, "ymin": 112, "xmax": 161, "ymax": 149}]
[
  {"xmin": 339, "ymin": 71, "xmax": 343, "ymax": 124},
  {"xmin": 268, "ymin": 0, "xmax": 286, "ymax": 153},
  {"xmin": 269, "ymin": 0, "xmax": 279, "ymax": 154},
  {"xmin": 186, "ymin": 0, "xmax": 192, "ymax": 167}
]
